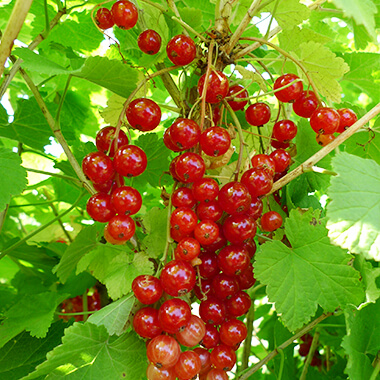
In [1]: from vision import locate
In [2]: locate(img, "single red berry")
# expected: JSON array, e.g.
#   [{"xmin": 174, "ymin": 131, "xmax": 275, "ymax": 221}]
[
  {"xmin": 170, "ymin": 207, "xmax": 198, "ymax": 234},
  {"xmin": 147, "ymin": 334, "xmax": 181, "ymax": 368},
  {"xmin": 160, "ymin": 259, "xmax": 196, "ymax": 296},
  {"xmin": 199, "ymin": 297, "xmax": 226, "ymax": 325},
  {"xmin": 198, "ymin": 71, "xmax": 230, "ymax": 104},
  {"xmin": 310, "ymin": 107, "xmax": 340, "ymax": 134},
  {"xmin": 299, "ymin": 342, "xmax": 311, "ymax": 357},
  {"xmin": 137, "ymin": 29, "xmax": 162, "ymax": 55},
  {"xmin": 171, "ymin": 187, "xmax": 196, "ymax": 208},
  {"xmin": 212, "ymin": 273, "xmax": 240, "ymax": 301},
  {"xmin": 111, "ymin": 186, "xmax": 142, "ymax": 215},
  {"xmin": 176, "ymin": 315, "xmax": 206, "ymax": 347},
  {"xmin": 201, "ymin": 324, "xmax": 220, "ymax": 349},
  {"xmin": 126, "ymin": 98, "xmax": 161, "ymax": 132},
  {"xmin": 106, "ymin": 214, "xmax": 135, "ymax": 241},
  {"xmin": 146, "ymin": 363, "xmax": 176, "ymax": 380},
  {"xmin": 170, "ymin": 118, "xmax": 201, "ymax": 150},
  {"xmin": 210, "ymin": 344, "xmax": 236, "ymax": 371},
  {"xmin": 218, "ymin": 181, "xmax": 251, "ymax": 215},
  {"xmin": 219, "ymin": 319, "xmax": 247, "ymax": 347},
  {"xmin": 194, "ymin": 278, "xmax": 214, "ymax": 301},
  {"xmin": 271, "ymin": 137, "xmax": 290, "ymax": 149},
  {"xmin": 251, "ymin": 154, "xmax": 276, "ymax": 177},
  {"xmin": 86, "ymin": 193, "xmax": 116, "ymax": 223},
  {"xmin": 222, "ymin": 213, "xmax": 257, "ymax": 244},
  {"xmin": 175, "ymin": 152, "xmax": 206, "ymax": 183},
  {"xmin": 93, "ymin": 173, "xmax": 124, "ymax": 194},
  {"xmin": 272, "ymin": 119, "xmax": 298, "ymax": 142},
  {"xmin": 174, "ymin": 350, "xmax": 202, "ymax": 380},
  {"xmin": 197, "ymin": 200, "xmax": 223, "ymax": 222},
  {"xmin": 170, "ymin": 226, "xmax": 193, "ymax": 243},
  {"xmin": 292, "ymin": 90, "xmax": 319, "ymax": 118},
  {"xmin": 114, "ymin": 145, "xmax": 147, "ymax": 177},
  {"xmin": 227, "ymin": 85, "xmax": 248, "ymax": 111},
  {"xmin": 261, "ymin": 211, "xmax": 283, "ymax": 232},
  {"xmin": 133, "ymin": 307, "xmax": 162, "ymax": 339},
  {"xmin": 132, "ymin": 275, "xmax": 163, "ymax": 304},
  {"xmin": 337, "ymin": 108, "xmax": 357, "ymax": 133},
  {"xmin": 193, "ymin": 347, "xmax": 212, "ymax": 375},
  {"xmin": 316, "ymin": 133, "xmax": 335, "ymax": 146},
  {"xmin": 103, "ymin": 224, "xmax": 126, "ymax": 245},
  {"xmin": 194, "ymin": 220, "xmax": 221, "ymax": 246},
  {"xmin": 237, "ymin": 263, "xmax": 256, "ymax": 290},
  {"xmin": 111, "ymin": 0, "xmax": 138, "ymax": 30},
  {"xmin": 200, "ymin": 126, "xmax": 231, "ymax": 157},
  {"xmin": 245, "ymin": 103, "xmax": 271, "ymax": 126},
  {"xmin": 164, "ymin": 127, "xmax": 182, "ymax": 152},
  {"xmin": 225, "ymin": 291, "xmax": 251, "ymax": 317},
  {"xmin": 269, "ymin": 149, "xmax": 291, "ymax": 173},
  {"xmin": 204, "ymin": 368, "xmax": 228, "ymax": 380},
  {"xmin": 198, "ymin": 251, "xmax": 219, "ymax": 279},
  {"xmin": 311, "ymin": 354, "xmax": 322, "ymax": 367},
  {"xmin": 96, "ymin": 126, "xmax": 129, "ymax": 157},
  {"xmin": 82, "ymin": 151, "xmax": 115, "ymax": 184},
  {"xmin": 158, "ymin": 298, "xmax": 192, "ymax": 334},
  {"xmin": 218, "ymin": 245, "xmax": 250, "ymax": 276},
  {"xmin": 274, "ymin": 73, "xmax": 303, "ymax": 103},
  {"xmin": 204, "ymin": 227, "xmax": 227, "ymax": 253},
  {"xmin": 192, "ymin": 178, "xmax": 219, "ymax": 203},
  {"xmin": 166, "ymin": 35, "xmax": 196, "ymax": 66},
  {"xmin": 246, "ymin": 197, "xmax": 263, "ymax": 220},
  {"xmin": 175, "ymin": 237, "xmax": 201, "ymax": 261},
  {"xmin": 95, "ymin": 7, "xmax": 114, "ymax": 29},
  {"xmin": 241, "ymin": 168, "xmax": 273, "ymax": 198},
  {"xmin": 241, "ymin": 239, "xmax": 257, "ymax": 259}
]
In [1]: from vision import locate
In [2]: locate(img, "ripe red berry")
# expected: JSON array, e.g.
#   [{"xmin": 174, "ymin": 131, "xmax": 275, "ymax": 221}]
[
  {"xmin": 93, "ymin": 173, "xmax": 124, "ymax": 194},
  {"xmin": 194, "ymin": 220, "xmax": 220, "ymax": 246},
  {"xmin": 132, "ymin": 275, "xmax": 163, "ymax": 304},
  {"xmin": 200, "ymin": 127, "xmax": 231, "ymax": 157},
  {"xmin": 219, "ymin": 318, "xmax": 247, "ymax": 347},
  {"xmin": 106, "ymin": 214, "xmax": 135, "ymax": 241},
  {"xmin": 133, "ymin": 307, "xmax": 162, "ymax": 339},
  {"xmin": 175, "ymin": 237, "xmax": 201, "ymax": 261},
  {"xmin": 160, "ymin": 259, "xmax": 196, "ymax": 296},
  {"xmin": 166, "ymin": 35, "xmax": 196, "ymax": 66},
  {"xmin": 245, "ymin": 103, "xmax": 271, "ymax": 126},
  {"xmin": 158, "ymin": 298, "xmax": 192, "ymax": 334},
  {"xmin": 246, "ymin": 198, "xmax": 263, "ymax": 220},
  {"xmin": 218, "ymin": 245, "xmax": 250, "ymax": 276},
  {"xmin": 271, "ymin": 137, "xmax": 290, "ymax": 150},
  {"xmin": 337, "ymin": 108, "xmax": 357, "ymax": 133},
  {"xmin": 86, "ymin": 193, "xmax": 116, "ymax": 222},
  {"xmin": 272, "ymin": 119, "xmax": 298, "ymax": 142},
  {"xmin": 176, "ymin": 315, "xmax": 206, "ymax": 347},
  {"xmin": 111, "ymin": 186, "xmax": 142, "ymax": 215},
  {"xmin": 169, "ymin": 118, "xmax": 201, "ymax": 150},
  {"xmin": 199, "ymin": 297, "xmax": 226, "ymax": 325},
  {"xmin": 137, "ymin": 29, "xmax": 162, "ymax": 55},
  {"xmin": 222, "ymin": 213, "xmax": 257, "ymax": 244},
  {"xmin": 96, "ymin": 126, "xmax": 129, "ymax": 157},
  {"xmin": 194, "ymin": 278, "xmax": 214, "ymax": 301},
  {"xmin": 198, "ymin": 251, "xmax": 219, "ymax": 279},
  {"xmin": 95, "ymin": 8, "xmax": 114, "ymax": 30},
  {"xmin": 175, "ymin": 152, "xmax": 206, "ymax": 183},
  {"xmin": 251, "ymin": 154, "xmax": 276, "ymax": 177},
  {"xmin": 225, "ymin": 291, "xmax": 251, "ymax": 317},
  {"xmin": 174, "ymin": 351, "xmax": 202, "ymax": 380},
  {"xmin": 310, "ymin": 107, "xmax": 340, "ymax": 135},
  {"xmin": 192, "ymin": 178, "xmax": 219, "ymax": 203},
  {"xmin": 164, "ymin": 127, "xmax": 181, "ymax": 152},
  {"xmin": 126, "ymin": 98, "xmax": 161, "ymax": 132},
  {"xmin": 111, "ymin": 0, "xmax": 138, "ymax": 30},
  {"xmin": 241, "ymin": 168, "xmax": 273, "ymax": 198},
  {"xmin": 170, "ymin": 207, "xmax": 198, "ymax": 234},
  {"xmin": 237, "ymin": 263, "xmax": 256, "ymax": 290},
  {"xmin": 82, "ymin": 151, "xmax": 115, "ymax": 184},
  {"xmin": 274, "ymin": 73, "xmax": 303, "ymax": 103},
  {"xmin": 269, "ymin": 149, "xmax": 291, "ymax": 173},
  {"xmin": 146, "ymin": 363, "xmax": 176, "ymax": 380},
  {"xmin": 261, "ymin": 211, "xmax": 283, "ymax": 231},
  {"xmin": 171, "ymin": 187, "xmax": 196, "ymax": 208},
  {"xmin": 218, "ymin": 181, "xmax": 251, "ymax": 215},
  {"xmin": 147, "ymin": 334, "xmax": 181, "ymax": 368},
  {"xmin": 196, "ymin": 200, "xmax": 223, "ymax": 222},
  {"xmin": 114, "ymin": 145, "xmax": 147, "ymax": 177},
  {"xmin": 198, "ymin": 71, "xmax": 229, "ymax": 104},
  {"xmin": 210, "ymin": 344, "xmax": 236, "ymax": 371},
  {"xmin": 201, "ymin": 324, "xmax": 220, "ymax": 348},
  {"xmin": 227, "ymin": 85, "xmax": 249, "ymax": 111},
  {"xmin": 316, "ymin": 133, "xmax": 335, "ymax": 146},
  {"xmin": 204, "ymin": 368, "xmax": 228, "ymax": 380},
  {"xmin": 193, "ymin": 347, "xmax": 212, "ymax": 375},
  {"xmin": 292, "ymin": 90, "xmax": 319, "ymax": 118},
  {"xmin": 212, "ymin": 273, "xmax": 239, "ymax": 301}
]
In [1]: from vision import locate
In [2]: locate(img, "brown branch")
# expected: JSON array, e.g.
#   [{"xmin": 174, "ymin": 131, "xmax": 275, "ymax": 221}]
[{"xmin": 269, "ymin": 102, "xmax": 380, "ymax": 195}]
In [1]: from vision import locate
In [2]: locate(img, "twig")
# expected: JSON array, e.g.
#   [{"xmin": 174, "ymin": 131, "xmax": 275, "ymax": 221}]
[
  {"xmin": 167, "ymin": 0, "xmax": 189, "ymax": 36},
  {"xmin": 269, "ymin": 102, "xmax": 380, "ymax": 195},
  {"xmin": 241, "ymin": 301, "xmax": 255, "ymax": 370},
  {"xmin": 171, "ymin": 17, "xmax": 208, "ymax": 43},
  {"xmin": 238, "ymin": 312, "xmax": 333, "ymax": 379},
  {"xmin": 300, "ymin": 332, "xmax": 320, "ymax": 380},
  {"xmin": 23, "ymin": 167, "xmax": 82, "ymax": 185}
]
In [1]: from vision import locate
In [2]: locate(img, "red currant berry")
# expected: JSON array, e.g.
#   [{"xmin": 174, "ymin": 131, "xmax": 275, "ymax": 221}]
[
  {"xmin": 251, "ymin": 154, "xmax": 276, "ymax": 177},
  {"xmin": 160, "ymin": 259, "xmax": 196, "ymax": 296},
  {"xmin": 133, "ymin": 307, "xmax": 162, "ymax": 339},
  {"xmin": 174, "ymin": 350, "xmax": 202, "ymax": 380},
  {"xmin": 166, "ymin": 35, "xmax": 196, "ymax": 66},
  {"xmin": 212, "ymin": 273, "xmax": 239, "ymax": 300},
  {"xmin": 201, "ymin": 324, "xmax": 220, "ymax": 349},
  {"xmin": 292, "ymin": 90, "xmax": 319, "ymax": 118},
  {"xmin": 222, "ymin": 213, "xmax": 257, "ymax": 244},
  {"xmin": 95, "ymin": 8, "xmax": 114, "ymax": 29},
  {"xmin": 192, "ymin": 178, "xmax": 219, "ymax": 203},
  {"xmin": 337, "ymin": 108, "xmax": 357, "ymax": 133},
  {"xmin": 218, "ymin": 245, "xmax": 250, "ymax": 276},
  {"xmin": 82, "ymin": 151, "xmax": 115, "ymax": 184},
  {"xmin": 210, "ymin": 344, "xmax": 236, "ymax": 371},
  {"xmin": 194, "ymin": 278, "xmax": 214, "ymax": 301},
  {"xmin": 274, "ymin": 73, "xmax": 303, "ymax": 103},
  {"xmin": 310, "ymin": 107, "xmax": 340, "ymax": 134},
  {"xmin": 103, "ymin": 224, "xmax": 126, "ymax": 245},
  {"xmin": 175, "ymin": 237, "xmax": 201, "ymax": 261},
  {"xmin": 126, "ymin": 98, "xmax": 161, "ymax": 132},
  {"xmin": 170, "ymin": 207, "xmax": 198, "ymax": 234},
  {"xmin": 176, "ymin": 315, "xmax": 206, "ymax": 347},
  {"xmin": 147, "ymin": 334, "xmax": 181, "ymax": 368},
  {"xmin": 164, "ymin": 127, "xmax": 182, "ymax": 152},
  {"xmin": 146, "ymin": 363, "xmax": 176, "ymax": 380},
  {"xmin": 226, "ymin": 291, "xmax": 251, "ymax": 317},
  {"xmin": 111, "ymin": 0, "xmax": 138, "ymax": 30},
  {"xmin": 199, "ymin": 296, "xmax": 226, "ymax": 325},
  {"xmin": 198, "ymin": 71, "xmax": 230, "ymax": 104},
  {"xmin": 106, "ymin": 214, "xmax": 135, "ymax": 241},
  {"xmin": 237, "ymin": 263, "xmax": 256, "ymax": 290},
  {"xmin": 218, "ymin": 181, "xmax": 251, "ymax": 215},
  {"xmin": 194, "ymin": 220, "xmax": 220, "ymax": 246},
  {"xmin": 198, "ymin": 251, "xmax": 219, "ymax": 279},
  {"xmin": 219, "ymin": 318, "xmax": 247, "ymax": 347},
  {"xmin": 197, "ymin": 200, "xmax": 223, "ymax": 222},
  {"xmin": 86, "ymin": 193, "xmax": 116, "ymax": 222},
  {"xmin": 246, "ymin": 197, "xmax": 263, "ymax": 220},
  {"xmin": 137, "ymin": 29, "xmax": 162, "ymax": 55},
  {"xmin": 316, "ymin": 133, "xmax": 335, "ymax": 146},
  {"xmin": 96, "ymin": 126, "xmax": 129, "ymax": 157},
  {"xmin": 111, "ymin": 186, "xmax": 142, "ymax": 215},
  {"xmin": 93, "ymin": 173, "xmax": 124, "ymax": 194},
  {"xmin": 269, "ymin": 149, "xmax": 291, "ymax": 173},
  {"xmin": 241, "ymin": 239, "xmax": 257, "ymax": 259},
  {"xmin": 299, "ymin": 342, "xmax": 311, "ymax": 357},
  {"xmin": 114, "ymin": 145, "xmax": 147, "ymax": 177},
  {"xmin": 175, "ymin": 152, "xmax": 206, "ymax": 183},
  {"xmin": 170, "ymin": 118, "xmax": 201, "ymax": 150},
  {"xmin": 171, "ymin": 187, "xmax": 196, "ymax": 208},
  {"xmin": 205, "ymin": 368, "xmax": 228, "ymax": 380},
  {"xmin": 272, "ymin": 119, "xmax": 298, "ymax": 142},
  {"xmin": 245, "ymin": 103, "xmax": 271, "ymax": 126},
  {"xmin": 271, "ymin": 137, "xmax": 290, "ymax": 149},
  {"xmin": 132, "ymin": 275, "xmax": 163, "ymax": 305},
  {"xmin": 200, "ymin": 127, "xmax": 231, "ymax": 157},
  {"xmin": 170, "ymin": 226, "xmax": 193, "ymax": 243},
  {"xmin": 193, "ymin": 347, "xmax": 212, "ymax": 375},
  {"xmin": 241, "ymin": 168, "xmax": 273, "ymax": 198},
  {"xmin": 227, "ymin": 85, "xmax": 248, "ymax": 111},
  {"xmin": 261, "ymin": 211, "xmax": 283, "ymax": 231},
  {"xmin": 158, "ymin": 298, "xmax": 191, "ymax": 334}
]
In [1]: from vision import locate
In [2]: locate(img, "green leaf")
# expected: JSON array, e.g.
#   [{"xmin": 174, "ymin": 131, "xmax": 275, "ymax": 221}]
[
  {"xmin": 342, "ymin": 300, "xmax": 380, "ymax": 380},
  {"xmin": 23, "ymin": 323, "xmax": 147, "ymax": 380},
  {"xmin": 0, "ymin": 292, "xmax": 67, "ymax": 348},
  {"xmin": 326, "ymin": 153, "xmax": 380, "ymax": 261},
  {"xmin": 0, "ymin": 320, "xmax": 67, "ymax": 380},
  {"xmin": 0, "ymin": 148, "xmax": 27, "ymax": 211},
  {"xmin": 332, "ymin": 0, "xmax": 377, "ymax": 40},
  {"xmin": 142, "ymin": 207, "xmax": 169, "ymax": 258},
  {"xmin": 87, "ymin": 295, "xmax": 136, "ymax": 336},
  {"xmin": 354, "ymin": 255, "xmax": 380, "ymax": 304},
  {"xmin": 298, "ymin": 41, "xmax": 350, "ymax": 103},
  {"xmin": 254, "ymin": 209, "xmax": 364, "ymax": 331}
]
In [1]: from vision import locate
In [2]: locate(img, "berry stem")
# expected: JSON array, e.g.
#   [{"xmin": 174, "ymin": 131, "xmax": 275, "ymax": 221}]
[
  {"xmin": 238, "ymin": 312, "xmax": 334, "ymax": 380},
  {"xmin": 269, "ymin": 102, "xmax": 380, "ymax": 195},
  {"xmin": 56, "ymin": 310, "xmax": 96, "ymax": 316},
  {"xmin": 300, "ymin": 331, "xmax": 320, "ymax": 380},
  {"xmin": 241, "ymin": 302, "xmax": 255, "ymax": 370},
  {"xmin": 23, "ymin": 167, "xmax": 82, "ymax": 185},
  {"xmin": 160, "ymin": 183, "xmax": 176, "ymax": 264},
  {"xmin": 167, "ymin": 0, "xmax": 189, "ymax": 36}
]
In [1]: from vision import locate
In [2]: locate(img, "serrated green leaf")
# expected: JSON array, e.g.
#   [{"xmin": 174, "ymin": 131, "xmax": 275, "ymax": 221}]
[
  {"xmin": 298, "ymin": 41, "xmax": 350, "ymax": 103},
  {"xmin": 87, "ymin": 295, "xmax": 136, "ymax": 336},
  {"xmin": 343, "ymin": 129, "xmax": 380, "ymax": 164},
  {"xmin": 0, "ymin": 320, "xmax": 67, "ymax": 380},
  {"xmin": 235, "ymin": 65, "xmax": 267, "ymax": 92},
  {"xmin": 254, "ymin": 209, "xmax": 364, "ymax": 331},
  {"xmin": 23, "ymin": 323, "xmax": 147, "ymax": 380},
  {"xmin": 342, "ymin": 300, "xmax": 380, "ymax": 380},
  {"xmin": 354, "ymin": 255, "xmax": 380, "ymax": 304},
  {"xmin": 0, "ymin": 292, "xmax": 68, "ymax": 348},
  {"xmin": 326, "ymin": 153, "xmax": 380, "ymax": 261},
  {"xmin": 0, "ymin": 148, "xmax": 27, "ymax": 211}
]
